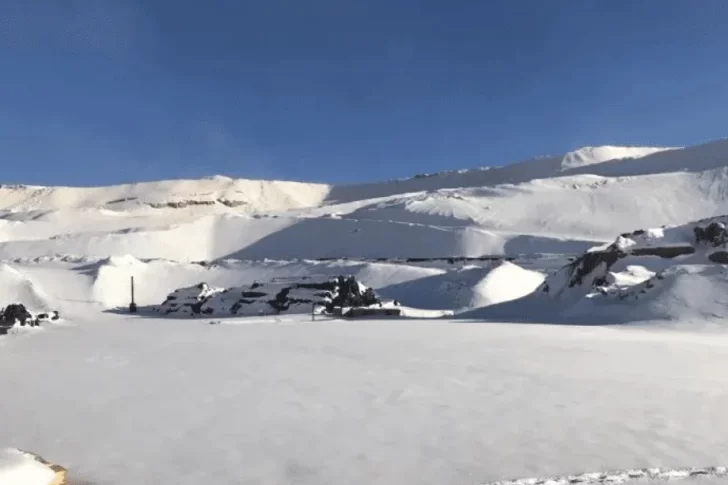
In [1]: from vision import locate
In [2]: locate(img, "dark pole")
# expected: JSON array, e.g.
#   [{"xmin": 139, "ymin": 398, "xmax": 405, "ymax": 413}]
[{"xmin": 129, "ymin": 276, "xmax": 137, "ymax": 313}]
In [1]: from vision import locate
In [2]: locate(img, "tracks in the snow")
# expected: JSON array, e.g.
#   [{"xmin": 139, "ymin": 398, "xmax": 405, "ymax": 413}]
[{"xmin": 483, "ymin": 467, "xmax": 728, "ymax": 485}]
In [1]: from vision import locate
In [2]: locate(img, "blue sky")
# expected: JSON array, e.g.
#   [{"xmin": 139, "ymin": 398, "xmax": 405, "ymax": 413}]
[{"xmin": 1, "ymin": 0, "xmax": 727, "ymax": 186}]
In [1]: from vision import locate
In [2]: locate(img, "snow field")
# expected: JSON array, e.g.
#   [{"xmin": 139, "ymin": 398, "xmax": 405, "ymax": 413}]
[{"xmin": 3, "ymin": 318, "xmax": 728, "ymax": 484}]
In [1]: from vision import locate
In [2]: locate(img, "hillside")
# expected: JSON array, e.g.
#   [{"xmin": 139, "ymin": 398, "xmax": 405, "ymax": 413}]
[
  {"xmin": 8, "ymin": 141, "xmax": 728, "ymax": 262},
  {"xmin": 460, "ymin": 214, "xmax": 728, "ymax": 326}
]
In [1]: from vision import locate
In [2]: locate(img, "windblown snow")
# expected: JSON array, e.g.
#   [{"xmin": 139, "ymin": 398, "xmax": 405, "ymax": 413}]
[{"xmin": 5, "ymin": 140, "xmax": 728, "ymax": 484}]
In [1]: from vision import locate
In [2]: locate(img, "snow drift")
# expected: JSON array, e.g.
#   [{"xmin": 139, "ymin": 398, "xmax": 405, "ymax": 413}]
[
  {"xmin": 379, "ymin": 261, "xmax": 544, "ymax": 312},
  {"xmin": 0, "ymin": 264, "xmax": 52, "ymax": 312}
]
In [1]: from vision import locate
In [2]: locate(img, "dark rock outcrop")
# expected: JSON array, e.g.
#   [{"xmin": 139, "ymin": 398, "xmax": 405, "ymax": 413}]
[
  {"xmin": 694, "ymin": 221, "xmax": 728, "ymax": 246},
  {"xmin": 630, "ymin": 246, "xmax": 695, "ymax": 258},
  {"xmin": 0, "ymin": 305, "xmax": 60, "ymax": 331},
  {"xmin": 709, "ymin": 251, "xmax": 728, "ymax": 264},
  {"xmin": 543, "ymin": 227, "xmax": 700, "ymax": 298},
  {"xmin": 1, "ymin": 304, "xmax": 34, "ymax": 326},
  {"xmin": 156, "ymin": 276, "xmax": 381, "ymax": 317},
  {"xmin": 147, "ymin": 198, "xmax": 248, "ymax": 209},
  {"xmin": 217, "ymin": 198, "xmax": 247, "ymax": 208},
  {"xmin": 148, "ymin": 200, "xmax": 217, "ymax": 209},
  {"xmin": 565, "ymin": 246, "xmax": 626, "ymax": 288}
]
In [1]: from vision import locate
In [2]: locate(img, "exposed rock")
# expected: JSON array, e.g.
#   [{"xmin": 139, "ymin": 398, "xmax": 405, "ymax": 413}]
[
  {"xmin": 106, "ymin": 196, "xmax": 138, "ymax": 204},
  {"xmin": 630, "ymin": 246, "xmax": 695, "ymax": 258},
  {"xmin": 147, "ymin": 198, "xmax": 249, "ymax": 209},
  {"xmin": 542, "ymin": 218, "xmax": 728, "ymax": 299},
  {"xmin": 567, "ymin": 247, "xmax": 625, "ymax": 288},
  {"xmin": 1, "ymin": 304, "xmax": 34, "ymax": 327},
  {"xmin": 0, "ymin": 305, "xmax": 60, "ymax": 331},
  {"xmin": 538, "ymin": 244, "xmax": 626, "ymax": 297},
  {"xmin": 694, "ymin": 221, "xmax": 728, "ymax": 246},
  {"xmin": 155, "ymin": 276, "xmax": 381, "ymax": 317},
  {"xmin": 217, "ymin": 198, "xmax": 247, "ymax": 207},
  {"xmin": 148, "ymin": 200, "xmax": 217, "ymax": 209},
  {"xmin": 620, "ymin": 228, "xmax": 646, "ymax": 238},
  {"xmin": 709, "ymin": 251, "xmax": 728, "ymax": 264}
]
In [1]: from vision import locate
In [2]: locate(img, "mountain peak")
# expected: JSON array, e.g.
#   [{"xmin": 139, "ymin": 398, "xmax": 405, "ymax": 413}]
[{"xmin": 560, "ymin": 145, "xmax": 676, "ymax": 171}]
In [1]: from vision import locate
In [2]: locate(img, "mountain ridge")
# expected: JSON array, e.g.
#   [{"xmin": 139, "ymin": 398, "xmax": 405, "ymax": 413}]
[{"xmin": 1, "ymin": 140, "xmax": 727, "ymax": 262}]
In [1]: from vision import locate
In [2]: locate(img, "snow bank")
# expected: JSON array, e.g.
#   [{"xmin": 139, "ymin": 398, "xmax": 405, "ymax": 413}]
[
  {"xmin": 379, "ymin": 261, "xmax": 544, "ymax": 312},
  {"xmin": 0, "ymin": 264, "xmax": 52, "ymax": 311},
  {"xmin": 470, "ymin": 261, "xmax": 545, "ymax": 307},
  {"xmin": 0, "ymin": 448, "xmax": 65, "ymax": 485}
]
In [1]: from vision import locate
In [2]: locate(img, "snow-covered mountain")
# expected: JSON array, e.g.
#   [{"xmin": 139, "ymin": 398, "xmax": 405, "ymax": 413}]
[
  {"xmin": 2, "ymin": 138, "xmax": 728, "ymax": 324},
  {"xmin": 8, "ymin": 141, "xmax": 728, "ymax": 263}
]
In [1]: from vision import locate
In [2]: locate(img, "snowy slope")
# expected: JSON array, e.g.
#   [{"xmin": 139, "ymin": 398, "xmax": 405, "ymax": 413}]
[
  {"xmin": 461, "ymin": 215, "xmax": 728, "ymax": 326},
  {"xmin": 325, "ymin": 145, "xmax": 674, "ymax": 203},
  {"xmin": 6, "ymin": 141, "xmax": 728, "ymax": 260},
  {"xmin": 0, "ymin": 175, "xmax": 330, "ymax": 213}
]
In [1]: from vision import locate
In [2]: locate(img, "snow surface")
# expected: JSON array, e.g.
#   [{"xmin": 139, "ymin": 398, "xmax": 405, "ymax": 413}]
[
  {"xmin": 5, "ymin": 140, "xmax": 728, "ymax": 484},
  {"xmin": 4, "ymin": 317, "xmax": 728, "ymax": 485},
  {"xmin": 0, "ymin": 448, "xmax": 56, "ymax": 485}
]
